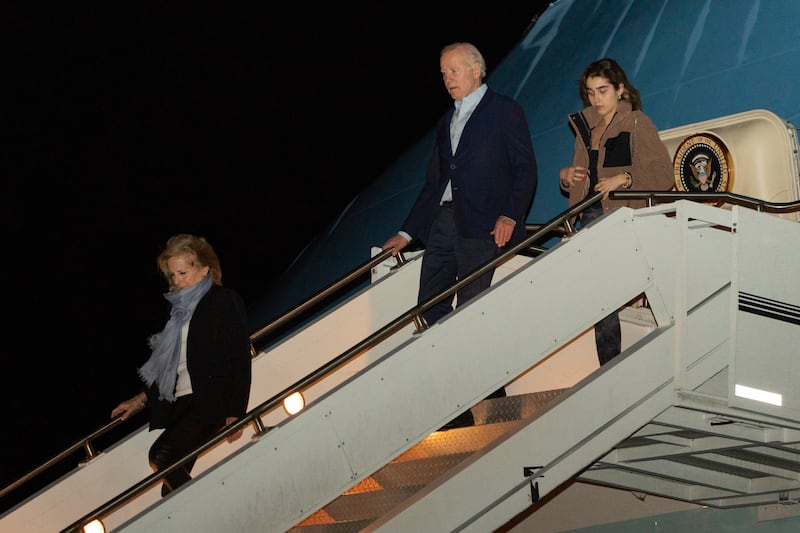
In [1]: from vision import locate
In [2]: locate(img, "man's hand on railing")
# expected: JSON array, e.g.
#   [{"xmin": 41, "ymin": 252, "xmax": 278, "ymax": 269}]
[{"xmin": 382, "ymin": 233, "xmax": 410, "ymax": 257}]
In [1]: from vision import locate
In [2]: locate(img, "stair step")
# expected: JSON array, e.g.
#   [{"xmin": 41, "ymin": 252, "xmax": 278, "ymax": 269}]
[
  {"xmin": 289, "ymin": 389, "xmax": 566, "ymax": 532},
  {"xmin": 289, "ymin": 518, "xmax": 373, "ymax": 533},
  {"xmin": 473, "ymin": 387, "xmax": 567, "ymax": 425},
  {"xmin": 304, "ymin": 486, "xmax": 422, "ymax": 523}
]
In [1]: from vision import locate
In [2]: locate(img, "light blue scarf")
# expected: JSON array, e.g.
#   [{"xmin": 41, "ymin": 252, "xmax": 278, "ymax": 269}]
[{"xmin": 138, "ymin": 274, "xmax": 213, "ymax": 402}]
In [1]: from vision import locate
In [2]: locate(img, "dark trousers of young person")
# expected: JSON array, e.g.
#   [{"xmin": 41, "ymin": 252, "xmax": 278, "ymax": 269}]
[{"xmin": 148, "ymin": 395, "xmax": 222, "ymax": 497}]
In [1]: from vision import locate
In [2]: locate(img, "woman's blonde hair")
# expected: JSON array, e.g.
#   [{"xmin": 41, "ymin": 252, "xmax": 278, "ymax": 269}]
[{"xmin": 157, "ymin": 234, "xmax": 222, "ymax": 288}]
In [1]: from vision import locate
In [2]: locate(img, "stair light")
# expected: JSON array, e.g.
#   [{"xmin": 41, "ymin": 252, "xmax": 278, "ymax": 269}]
[
  {"xmin": 82, "ymin": 519, "xmax": 105, "ymax": 533},
  {"xmin": 735, "ymin": 384, "xmax": 782, "ymax": 406},
  {"xmin": 283, "ymin": 392, "xmax": 305, "ymax": 415}
]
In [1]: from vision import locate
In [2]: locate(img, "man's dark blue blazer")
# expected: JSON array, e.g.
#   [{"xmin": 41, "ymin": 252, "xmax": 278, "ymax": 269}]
[{"xmin": 400, "ymin": 87, "xmax": 538, "ymax": 247}]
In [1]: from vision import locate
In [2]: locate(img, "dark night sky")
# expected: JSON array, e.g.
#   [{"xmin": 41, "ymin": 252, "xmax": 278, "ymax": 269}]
[{"xmin": 2, "ymin": 3, "xmax": 548, "ymax": 512}]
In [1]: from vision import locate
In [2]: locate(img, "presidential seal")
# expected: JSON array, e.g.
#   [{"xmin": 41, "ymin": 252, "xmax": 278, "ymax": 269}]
[{"xmin": 673, "ymin": 133, "xmax": 733, "ymax": 193}]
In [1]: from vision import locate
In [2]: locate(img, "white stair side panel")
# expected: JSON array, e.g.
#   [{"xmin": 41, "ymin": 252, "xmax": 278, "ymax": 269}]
[
  {"xmin": 115, "ymin": 208, "xmax": 726, "ymax": 533},
  {"xmin": 730, "ymin": 206, "xmax": 800, "ymax": 420}
]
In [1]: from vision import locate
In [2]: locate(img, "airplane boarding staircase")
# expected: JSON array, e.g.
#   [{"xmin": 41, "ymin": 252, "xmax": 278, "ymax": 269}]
[
  {"xmin": 116, "ymin": 200, "xmax": 800, "ymax": 532},
  {"xmin": 3, "ymin": 199, "xmax": 799, "ymax": 532}
]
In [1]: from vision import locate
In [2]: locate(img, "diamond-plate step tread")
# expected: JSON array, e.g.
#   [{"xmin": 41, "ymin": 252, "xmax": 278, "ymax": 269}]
[
  {"xmin": 472, "ymin": 387, "xmax": 568, "ymax": 425},
  {"xmin": 370, "ymin": 452, "xmax": 473, "ymax": 488},
  {"xmin": 396, "ymin": 419, "xmax": 526, "ymax": 459},
  {"xmin": 288, "ymin": 518, "xmax": 373, "ymax": 533},
  {"xmin": 289, "ymin": 389, "xmax": 567, "ymax": 532},
  {"xmin": 302, "ymin": 485, "xmax": 422, "ymax": 523}
]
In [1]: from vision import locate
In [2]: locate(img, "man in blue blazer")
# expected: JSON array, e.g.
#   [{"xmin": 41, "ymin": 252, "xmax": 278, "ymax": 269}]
[{"xmin": 383, "ymin": 42, "xmax": 538, "ymax": 328}]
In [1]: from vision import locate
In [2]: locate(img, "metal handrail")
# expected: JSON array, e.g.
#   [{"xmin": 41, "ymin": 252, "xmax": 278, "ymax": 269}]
[
  {"xmin": 247, "ymin": 247, "xmax": 403, "ymax": 355},
  {"xmin": 0, "ymin": 417, "xmax": 126, "ymax": 500},
  {"xmin": 28, "ymin": 190, "xmax": 800, "ymax": 530},
  {"xmin": 61, "ymin": 193, "xmax": 599, "ymax": 532},
  {"xmin": 2, "ymin": 213, "xmax": 577, "ymax": 509},
  {"xmin": 611, "ymin": 190, "xmax": 800, "ymax": 212},
  {"xmin": 2, "ymin": 248, "xmax": 402, "ymax": 511}
]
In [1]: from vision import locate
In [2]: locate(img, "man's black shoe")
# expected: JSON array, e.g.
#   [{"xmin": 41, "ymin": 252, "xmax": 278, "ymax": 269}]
[{"xmin": 439, "ymin": 410, "xmax": 475, "ymax": 431}]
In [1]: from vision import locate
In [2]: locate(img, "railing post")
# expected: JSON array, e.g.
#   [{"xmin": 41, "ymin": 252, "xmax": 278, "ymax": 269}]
[
  {"xmin": 80, "ymin": 440, "xmax": 97, "ymax": 465},
  {"xmin": 251, "ymin": 415, "xmax": 269, "ymax": 438}
]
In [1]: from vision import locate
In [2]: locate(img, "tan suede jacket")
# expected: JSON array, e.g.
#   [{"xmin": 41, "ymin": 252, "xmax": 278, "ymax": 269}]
[{"xmin": 561, "ymin": 100, "xmax": 674, "ymax": 212}]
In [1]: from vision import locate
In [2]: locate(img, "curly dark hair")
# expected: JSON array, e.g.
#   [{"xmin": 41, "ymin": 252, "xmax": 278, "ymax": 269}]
[{"xmin": 579, "ymin": 58, "xmax": 642, "ymax": 111}]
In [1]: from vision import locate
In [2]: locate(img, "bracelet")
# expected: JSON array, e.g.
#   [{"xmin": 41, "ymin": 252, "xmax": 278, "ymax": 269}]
[{"xmin": 622, "ymin": 171, "xmax": 632, "ymax": 189}]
